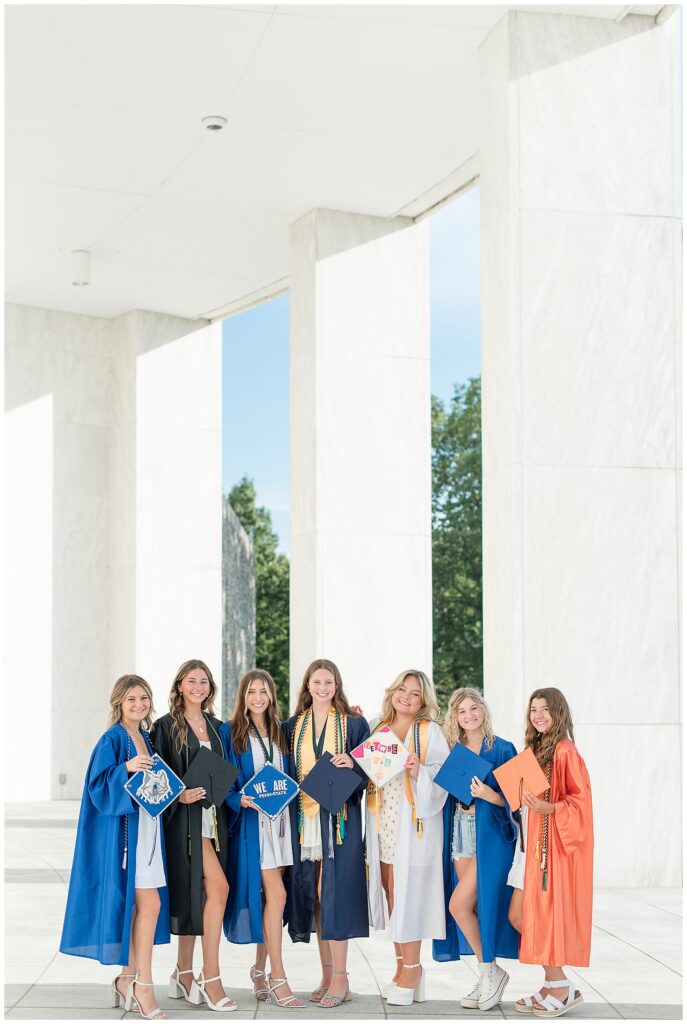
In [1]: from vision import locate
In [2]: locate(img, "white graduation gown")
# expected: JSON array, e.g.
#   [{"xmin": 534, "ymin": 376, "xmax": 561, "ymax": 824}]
[{"xmin": 366, "ymin": 718, "xmax": 449, "ymax": 942}]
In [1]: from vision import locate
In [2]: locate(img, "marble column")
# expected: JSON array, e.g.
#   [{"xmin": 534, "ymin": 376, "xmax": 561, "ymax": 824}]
[
  {"xmin": 289, "ymin": 209, "xmax": 432, "ymax": 714},
  {"xmin": 480, "ymin": 12, "xmax": 681, "ymax": 885}
]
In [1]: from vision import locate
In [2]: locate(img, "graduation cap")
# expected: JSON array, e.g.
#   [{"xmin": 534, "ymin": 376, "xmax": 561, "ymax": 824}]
[
  {"xmin": 182, "ymin": 745, "xmax": 238, "ymax": 809},
  {"xmin": 492, "ymin": 748, "xmax": 549, "ymax": 812},
  {"xmin": 299, "ymin": 752, "xmax": 361, "ymax": 814},
  {"xmin": 242, "ymin": 762, "xmax": 299, "ymax": 820},
  {"xmin": 434, "ymin": 742, "xmax": 493, "ymax": 806},
  {"xmin": 125, "ymin": 752, "xmax": 185, "ymax": 819}
]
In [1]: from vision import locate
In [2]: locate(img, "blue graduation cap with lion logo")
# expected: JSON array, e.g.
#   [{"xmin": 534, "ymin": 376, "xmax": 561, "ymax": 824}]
[
  {"xmin": 124, "ymin": 752, "xmax": 185, "ymax": 819},
  {"xmin": 242, "ymin": 762, "xmax": 299, "ymax": 820}
]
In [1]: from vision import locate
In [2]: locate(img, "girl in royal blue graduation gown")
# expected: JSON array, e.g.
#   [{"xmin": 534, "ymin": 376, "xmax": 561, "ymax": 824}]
[
  {"xmin": 283, "ymin": 659, "xmax": 370, "ymax": 1009},
  {"xmin": 60, "ymin": 674, "xmax": 169, "ymax": 1020},
  {"xmin": 219, "ymin": 669, "xmax": 304, "ymax": 1009},
  {"xmin": 433, "ymin": 687, "xmax": 519, "ymax": 1013}
]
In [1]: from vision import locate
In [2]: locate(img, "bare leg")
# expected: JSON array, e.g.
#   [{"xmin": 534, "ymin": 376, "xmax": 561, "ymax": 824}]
[
  {"xmin": 251, "ymin": 940, "xmax": 269, "ymax": 998},
  {"xmin": 449, "ymin": 857, "xmax": 483, "ymax": 961},
  {"xmin": 313, "ymin": 862, "xmax": 333, "ymax": 996},
  {"xmin": 396, "ymin": 940, "xmax": 422, "ymax": 991},
  {"xmin": 321, "ymin": 939, "xmax": 349, "ymax": 1003},
  {"xmin": 262, "ymin": 868, "xmax": 297, "ymax": 1000},
  {"xmin": 509, "ymin": 888, "xmax": 523, "ymax": 934},
  {"xmin": 176, "ymin": 935, "xmax": 196, "ymax": 996},
  {"xmin": 380, "ymin": 862, "xmax": 402, "ymax": 984},
  {"xmin": 131, "ymin": 888, "xmax": 164, "ymax": 1019},
  {"xmin": 199, "ymin": 838, "xmax": 231, "ymax": 1006},
  {"xmin": 114, "ymin": 906, "xmax": 137, "ymax": 1003}
]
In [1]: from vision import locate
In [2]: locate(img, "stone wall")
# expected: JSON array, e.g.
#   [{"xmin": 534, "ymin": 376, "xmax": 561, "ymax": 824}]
[{"xmin": 222, "ymin": 499, "xmax": 256, "ymax": 718}]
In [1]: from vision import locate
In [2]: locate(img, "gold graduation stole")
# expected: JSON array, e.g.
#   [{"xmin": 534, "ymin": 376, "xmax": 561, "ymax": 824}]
[
  {"xmin": 292, "ymin": 706, "xmax": 348, "ymax": 845},
  {"xmin": 367, "ymin": 718, "xmax": 430, "ymax": 839}
]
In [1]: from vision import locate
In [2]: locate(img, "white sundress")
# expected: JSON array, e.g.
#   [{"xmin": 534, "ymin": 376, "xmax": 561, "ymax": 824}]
[
  {"xmin": 507, "ymin": 804, "xmax": 529, "ymax": 890},
  {"xmin": 248, "ymin": 734, "xmax": 293, "ymax": 869},
  {"xmin": 134, "ymin": 806, "xmax": 166, "ymax": 889}
]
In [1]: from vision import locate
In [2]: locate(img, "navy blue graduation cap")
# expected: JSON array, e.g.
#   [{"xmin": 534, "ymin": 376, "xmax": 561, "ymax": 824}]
[
  {"xmin": 125, "ymin": 752, "xmax": 185, "ymax": 819},
  {"xmin": 182, "ymin": 745, "xmax": 238, "ymax": 809},
  {"xmin": 434, "ymin": 743, "xmax": 493, "ymax": 805},
  {"xmin": 242, "ymin": 762, "xmax": 299, "ymax": 820},
  {"xmin": 299, "ymin": 752, "xmax": 361, "ymax": 814}
]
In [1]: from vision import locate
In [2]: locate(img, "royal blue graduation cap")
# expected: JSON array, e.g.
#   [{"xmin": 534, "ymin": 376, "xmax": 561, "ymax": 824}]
[
  {"xmin": 125, "ymin": 752, "xmax": 185, "ymax": 819},
  {"xmin": 242, "ymin": 762, "xmax": 299, "ymax": 820},
  {"xmin": 434, "ymin": 743, "xmax": 493, "ymax": 805},
  {"xmin": 182, "ymin": 745, "xmax": 239, "ymax": 809},
  {"xmin": 299, "ymin": 753, "xmax": 361, "ymax": 813}
]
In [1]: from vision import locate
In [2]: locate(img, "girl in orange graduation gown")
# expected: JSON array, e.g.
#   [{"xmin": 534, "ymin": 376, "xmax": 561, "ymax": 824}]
[{"xmin": 510, "ymin": 688, "xmax": 593, "ymax": 1018}]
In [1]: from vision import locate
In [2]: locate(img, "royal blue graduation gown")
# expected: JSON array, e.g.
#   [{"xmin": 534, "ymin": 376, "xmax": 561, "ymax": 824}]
[
  {"xmin": 433, "ymin": 734, "xmax": 519, "ymax": 963},
  {"xmin": 219, "ymin": 722, "xmax": 293, "ymax": 944},
  {"xmin": 60, "ymin": 724, "xmax": 170, "ymax": 965},
  {"xmin": 283, "ymin": 713, "xmax": 370, "ymax": 943}
]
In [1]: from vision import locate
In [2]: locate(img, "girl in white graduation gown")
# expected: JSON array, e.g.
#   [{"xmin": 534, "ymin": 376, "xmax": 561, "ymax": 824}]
[{"xmin": 366, "ymin": 669, "xmax": 449, "ymax": 1006}]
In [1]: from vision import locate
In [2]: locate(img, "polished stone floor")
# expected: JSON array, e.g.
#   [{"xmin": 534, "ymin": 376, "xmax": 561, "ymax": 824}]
[{"xmin": 5, "ymin": 802, "xmax": 682, "ymax": 1020}]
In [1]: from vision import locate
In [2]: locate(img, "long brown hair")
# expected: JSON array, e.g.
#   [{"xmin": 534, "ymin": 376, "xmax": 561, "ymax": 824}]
[
  {"xmin": 169, "ymin": 659, "xmax": 218, "ymax": 753},
  {"xmin": 293, "ymin": 658, "xmax": 359, "ymax": 718},
  {"xmin": 444, "ymin": 686, "xmax": 495, "ymax": 750},
  {"xmin": 380, "ymin": 669, "xmax": 440, "ymax": 727},
  {"xmin": 525, "ymin": 687, "xmax": 574, "ymax": 767},
  {"xmin": 108, "ymin": 674, "xmax": 155, "ymax": 731},
  {"xmin": 230, "ymin": 669, "xmax": 288, "ymax": 755}
]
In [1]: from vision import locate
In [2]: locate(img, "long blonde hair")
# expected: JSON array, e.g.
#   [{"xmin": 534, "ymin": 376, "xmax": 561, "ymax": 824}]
[
  {"xmin": 293, "ymin": 659, "xmax": 359, "ymax": 717},
  {"xmin": 380, "ymin": 669, "xmax": 440, "ymax": 726},
  {"xmin": 525, "ymin": 687, "xmax": 574, "ymax": 766},
  {"xmin": 108, "ymin": 674, "xmax": 155, "ymax": 731},
  {"xmin": 169, "ymin": 659, "xmax": 218, "ymax": 753},
  {"xmin": 444, "ymin": 686, "xmax": 495, "ymax": 750},
  {"xmin": 230, "ymin": 669, "xmax": 288, "ymax": 755}
]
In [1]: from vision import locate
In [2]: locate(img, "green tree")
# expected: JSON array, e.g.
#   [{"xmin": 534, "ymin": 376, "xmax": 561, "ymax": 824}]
[
  {"xmin": 432, "ymin": 377, "xmax": 483, "ymax": 708},
  {"xmin": 229, "ymin": 477, "xmax": 290, "ymax": 712}
]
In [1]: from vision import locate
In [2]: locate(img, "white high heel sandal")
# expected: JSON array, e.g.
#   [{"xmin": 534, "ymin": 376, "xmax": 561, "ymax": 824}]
[
  {"xmin": 111, "ymin": 974, "xmax": 135, "ymax": 1008},
  {"xmin": 385, "ymin": 962, "xmax": 426, "ymax": 1006},
  {"xmin": 124, "ymin": 977, "xmax": 166, "ymax": 1020},
  {"xmin": 382, "ymin": 955, "xmax": 404, "ymax": 1000},
  {"xmin": 189, "ymin": 970, "xmax": 238, "ymax": 1012},
  {"xmin": 168, "ymin": 965, "xmax": 196, "ymax": 1003}
]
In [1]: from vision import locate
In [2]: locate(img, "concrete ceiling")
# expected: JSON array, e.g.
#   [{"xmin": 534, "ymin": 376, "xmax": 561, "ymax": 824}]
[{"xmin": 5, "ymin": 3, "xmax": 665, "ymax": 321}]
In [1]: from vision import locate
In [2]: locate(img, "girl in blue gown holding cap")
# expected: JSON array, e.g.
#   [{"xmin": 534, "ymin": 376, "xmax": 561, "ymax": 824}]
[
  {"xmin": 60, "ymin": 674, "xmax": 169, "ymax": 1020},
  {"xmin": 220, "ymin": 669, "xmax": 304, "ymax": 1009},
  {"xmin": 433, "ymin": 686, "xmax": 519, "ymax": 1013}
]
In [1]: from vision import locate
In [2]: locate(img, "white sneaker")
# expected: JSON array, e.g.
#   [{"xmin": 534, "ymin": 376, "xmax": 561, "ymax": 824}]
[
  {"xmin": 460, "ymin": 978, "xmax": 482, "ymax": 1009},
  {"xmin": 478, "ymin": 962, "xmax": 509, "ymax": 1011}
]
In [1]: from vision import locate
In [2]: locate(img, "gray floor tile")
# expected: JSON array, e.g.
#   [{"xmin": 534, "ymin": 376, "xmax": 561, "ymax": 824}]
[
  {"xmin": 613, "ymin": 1006, "xmax": 683, "ymax": 1020},
  {"xmin": 6, "ymin": 1011, "xmax": 124, "ymax": 1020},
  {"xmin": 501, "ymin": 1002, "xmax": 621, "ymax": 1019},
  {"xmin": 4, "ymin": 987, "xmax": 33, "ymax": 1010}
]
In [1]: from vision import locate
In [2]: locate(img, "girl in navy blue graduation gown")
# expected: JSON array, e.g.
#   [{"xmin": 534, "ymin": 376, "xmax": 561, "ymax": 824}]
[
  {"xmin": 60, "ymin": 674, "xmax": 169, "ymax": 1020},
  {"xmin": 220, "ymin": 669, "xmax": 304, "ymax": 1009},
  {"xmin": 433, "ymin": 687, "xmax": 519, "ymax": 1013},
  {"xmin": 283, "ymin": 658, "xmax": 370, "ymax": 1009}
]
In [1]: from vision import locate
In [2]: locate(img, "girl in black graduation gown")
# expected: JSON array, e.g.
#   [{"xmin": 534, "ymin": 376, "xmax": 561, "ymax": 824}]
[
  {"xmin": 283, "ymin": 658, "xmax": 370, "ymax": 1008},
  {"xmin": 150, "ymin": 659, "xmax": 236, "ymax": 1012}
]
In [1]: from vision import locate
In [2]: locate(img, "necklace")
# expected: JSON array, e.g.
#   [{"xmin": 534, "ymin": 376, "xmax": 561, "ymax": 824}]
[{"xmin": 186, "ymin": 714, "xmax": 206, "ymax": 734}]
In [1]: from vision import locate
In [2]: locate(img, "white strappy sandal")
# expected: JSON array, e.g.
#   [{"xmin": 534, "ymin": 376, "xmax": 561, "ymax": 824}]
[
  {"xmin": 111, "ymin": 974, "xmax": 135, "ymax": 1008},
  {"xmin": 265, "ymin": 975, "xmax": 306, "ymax": 1009},
  {"xmin": 516, "ymin": 988, "xmax": 550, "ymax": 1013},
  {"xmin": 168, "ymin": 965, "xmax": 195, "ymax": 1003},
  {"xmin": 250, "ymin": 965, "xmax": 269, "ymax": 1002},
  {"xmin": 189, "ymin": 971, "xmax": 238, "ymax": 1012},
  {"xmin": 532, "ymin": 980, "xmax": 583, "ymax": 1018},
  {"xmin": 382, "ymin": 955, "xmax": 404, "ymax": 1000},
  {"xmin": 385, "ymin": 962, "xmax": 425, "ymax": 1006},
  {"xmin": 125, "ymin": 977, "xmax": 166, "ymax": 1020}
]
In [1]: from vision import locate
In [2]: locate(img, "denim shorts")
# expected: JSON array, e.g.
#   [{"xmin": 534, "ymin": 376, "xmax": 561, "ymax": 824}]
[{"xmin": 452, "ymin": 808, "xmax": 477, "ymax": 860}]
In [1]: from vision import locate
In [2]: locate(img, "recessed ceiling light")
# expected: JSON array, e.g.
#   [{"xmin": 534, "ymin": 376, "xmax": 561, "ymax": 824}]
[
  {"xmin": 201, "ymin": 115, "xmax": 227, "ymax": 132},
  {"xmin": 70, "ymin": 250, "xmax": 90, "ymax": 287}
]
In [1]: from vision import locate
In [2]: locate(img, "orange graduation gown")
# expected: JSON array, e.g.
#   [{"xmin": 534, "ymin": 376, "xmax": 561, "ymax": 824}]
[{"xmin": 519, "ymin": 739, "xmax": 593, "ymax": 967}]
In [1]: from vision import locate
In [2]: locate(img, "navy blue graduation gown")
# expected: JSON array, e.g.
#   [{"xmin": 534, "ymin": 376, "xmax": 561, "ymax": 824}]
[
  {"xmin": 283, "ymin": 713, "xmax": 370, "ymax": 943},
  {"xmin": 60, "ymin": 724, "xmax": 170, "ymax": 965},
  {"xmin": 433, "ymin": 734, "xmax": 519, "ymax": 963},
  {"xmin": 219, "ymin": 723, "xmax": 294, "ymax": 944}
]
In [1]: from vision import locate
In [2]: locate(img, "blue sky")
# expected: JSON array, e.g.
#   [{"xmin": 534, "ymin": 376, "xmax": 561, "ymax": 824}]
[{"xmin": 222, "ymin": 185, "xmax": 480, "ymax": 554}]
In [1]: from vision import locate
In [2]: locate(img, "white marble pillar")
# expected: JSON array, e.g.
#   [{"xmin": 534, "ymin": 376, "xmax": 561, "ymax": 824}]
[
  {"xmin": 480, "ymin": 12, "xmax": 681, "ymax": 885},
  {"xmin": 289, "ymin": 210, "xmax": 432, "ymax": 714}
]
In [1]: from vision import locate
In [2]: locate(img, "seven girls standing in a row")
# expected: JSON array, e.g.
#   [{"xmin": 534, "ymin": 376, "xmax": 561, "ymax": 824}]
[{"xmin": 60, "ymin": 659, "xmax": 593, "ymax": 1020}]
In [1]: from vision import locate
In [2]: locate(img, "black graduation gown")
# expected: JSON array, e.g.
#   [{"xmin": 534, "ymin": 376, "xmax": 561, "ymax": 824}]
[
  {"xmin": 150, "ymin": 712, "xmax": 230, "ymax": 935},
  {"xmin": 283, "ymin": 713, "xmax": 370, "ymax": 942}
]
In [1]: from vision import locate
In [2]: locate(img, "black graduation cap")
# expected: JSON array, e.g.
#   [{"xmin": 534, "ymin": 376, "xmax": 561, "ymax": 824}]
[
  {"xmin": 182, "ymin": 745, "xmax": 238, "ymax": 809},
  {"xmin": 299, "ymin": 752, "xmax": 361, "ymax": 813},
  {"xmin": 434, "ymin": 742, "xmax": 493, "ymax": 806}
]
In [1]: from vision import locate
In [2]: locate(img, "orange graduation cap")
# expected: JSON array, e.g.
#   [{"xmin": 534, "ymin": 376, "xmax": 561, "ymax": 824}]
[{"xmin": 493, "ymin": 748, "xmax": 549, "ymax": 813}]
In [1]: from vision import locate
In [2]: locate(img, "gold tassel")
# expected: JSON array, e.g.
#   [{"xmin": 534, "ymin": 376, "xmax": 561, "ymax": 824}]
[{"xmin": 212, "ymin": 806, "xmax": 220, "ymax": 852}]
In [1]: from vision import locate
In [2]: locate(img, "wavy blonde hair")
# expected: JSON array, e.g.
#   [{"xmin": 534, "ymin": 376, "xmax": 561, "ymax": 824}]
[
  {"xmin": 444, "ymin": 687, "xmax": 495, "ymax": 750},
  {"xmin": 169, "ymin": 659, "xmax": 218, "ymax": 753},
  {"xmin": 230, "ymin": 669, "xmax": 288, "ymax": 755},
  {"xmin": 380, "ymin": 669, "xmax": 440, "ymax": 726},
  {"xmin": 525, "ymin": 687, "xmax": 574, "ymax": 767},
  {"xmin": 108, "ymin": 674, "xmax": 155, "ymax": 731}
]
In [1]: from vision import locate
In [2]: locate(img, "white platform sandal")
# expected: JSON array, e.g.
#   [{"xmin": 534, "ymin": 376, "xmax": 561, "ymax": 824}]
[
  {"xmin": 385, "ymin": 962, "xmax": 425, "ymax": 1006},
  {"xmin": 168, "ymin": 965, "xmax": 196, "ymax": 1003},
  {"xmin": 189, "ymin": 971, "xmax": 238, "ymax": 1012},
  {"xmin": 124, "ymin": 977, "xmax": 166, "ymax": 1019},
  {"xmin": 516, "ymin": 988, "xmax": 550, "ymax": 1013},
  {"xmin": 382, "ymin": 955, "xmax": 404, "ymax": 1000},
  {"xmin": 532, "ymin": 980, "xmax": 583, "ymax": 1018}
]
